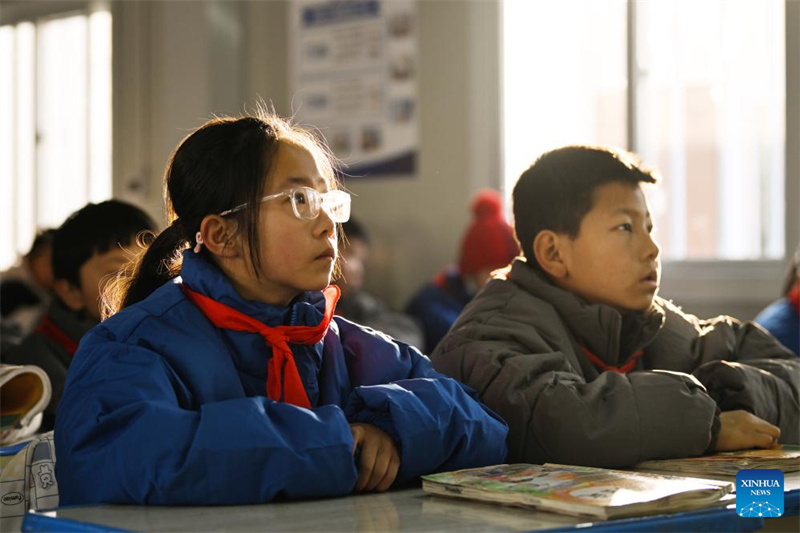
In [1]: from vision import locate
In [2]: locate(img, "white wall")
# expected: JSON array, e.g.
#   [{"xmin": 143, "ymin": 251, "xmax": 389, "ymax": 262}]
[{"xmin": 113, "ymin": 0, "xmax": 247, "ymax": 222}]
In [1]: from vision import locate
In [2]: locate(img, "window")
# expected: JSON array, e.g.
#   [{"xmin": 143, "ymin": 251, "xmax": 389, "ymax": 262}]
[
  {"xmin": 634, "ymin": 0, "xmax": 784, "ymax": 260},
  {"xmin": 0, "ymin": 8, "xmax": 112, "ymax": 270},
  {"xmin": 503, "ymin": 0, "xmax": 627, "ymax": 191},
  {"xmin": 503, "ymin": 0, "xmax": 786, "ymax": 262}
]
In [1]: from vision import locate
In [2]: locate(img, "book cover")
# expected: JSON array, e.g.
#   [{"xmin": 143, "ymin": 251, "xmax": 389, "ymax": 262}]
[
  {"xmin": 422, "ymin": 463, "xmax": 733, "ymax": 520},
  {"xmin": 636, "ymin": 445, "xmax": 800, "ymax": 477}
]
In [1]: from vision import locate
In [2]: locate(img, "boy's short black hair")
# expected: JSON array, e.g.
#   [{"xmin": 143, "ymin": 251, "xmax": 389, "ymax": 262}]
[
  {"xmin": 513, "ymin": 145, "xmax": 658, "ymax": 271},
  {"xmin": 53, "ymin": 200, "xmax": 156, "ymax": 287},
  {"xmin": 342, "ymin": 218, "xmax": 370, "ymax": 246},
  {"xmin": 783, "ymin": 245, "xmax": 800, "ymax": 296},
  {"xmin": 25, "ymin": 229, "xmax": 56, "ymax": 259}
]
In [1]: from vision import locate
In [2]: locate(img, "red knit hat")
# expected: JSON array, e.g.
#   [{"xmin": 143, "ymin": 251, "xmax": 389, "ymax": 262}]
[{"xmin": 458, "ymin": 189, "xmax": 519, "ymax": 276}]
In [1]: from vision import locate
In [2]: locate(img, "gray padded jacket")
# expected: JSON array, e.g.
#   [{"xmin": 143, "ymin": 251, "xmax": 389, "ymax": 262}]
[{"xmin": 431, "ymin": 260, "xmax": 799, "ymax": 468}]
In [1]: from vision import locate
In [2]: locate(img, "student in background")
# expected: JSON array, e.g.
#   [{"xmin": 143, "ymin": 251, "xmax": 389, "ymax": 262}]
[
  {"xmin": 406, "ymin": 189, "xmax": 519, "ymax": 353},
  {"xmin": 432, "ymin": 145, "xmax": 799, "ymax": 468},
  {"xmin": 336, "ymin": 218, "xmax": 424, "ymax": 348},
  {"xmin": 3, "ymin": 200, "xmax": 155, "ymax": 431},
  {"xmin": 55, "ymin": 112, "xmax": 508, "ymax": 506},
  {"xmin": 755, "ymin": 247, "xmax": 799, "ymax": 355},
  {"xmin": 0, "ymin": 229, "xmax": 56, "ymax": 347}
]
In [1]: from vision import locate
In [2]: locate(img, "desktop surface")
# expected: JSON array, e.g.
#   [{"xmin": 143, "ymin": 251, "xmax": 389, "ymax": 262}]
[{"xmin": 23, "ymin": 486, "xmax": 770, "ymax": 533}]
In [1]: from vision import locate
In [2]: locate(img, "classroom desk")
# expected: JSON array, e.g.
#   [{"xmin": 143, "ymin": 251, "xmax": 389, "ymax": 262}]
[
  {"xmin": 19, "ymin": 488, "xmax": 764, "ymax": 533},
  {"xmin": 20, "ymin": 473, "xmax": 800, "ymax": 532}
]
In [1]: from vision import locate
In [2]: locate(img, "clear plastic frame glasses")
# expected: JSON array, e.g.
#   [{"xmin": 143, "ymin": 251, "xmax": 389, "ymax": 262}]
[{"xmin": 219, "ymin": 187, "xmax": 351, "ymax": 223}]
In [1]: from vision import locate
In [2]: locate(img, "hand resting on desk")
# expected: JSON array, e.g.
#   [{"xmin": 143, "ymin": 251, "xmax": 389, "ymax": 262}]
[
  {"xmin": 351, "ymin": 423, "xmax": 401, "ymax": 493},
  {"xmin": 714, "ymin": 410, "xmax": 781, "ymax": 451}
]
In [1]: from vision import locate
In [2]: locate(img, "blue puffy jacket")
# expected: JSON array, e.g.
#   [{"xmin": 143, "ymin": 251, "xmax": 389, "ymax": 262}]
[
  {"xmin": 406, "ymin": 268, "xmax": 475, "ymax": 353},
  {"xmin": 55, "ymin": 252, "xmax": 508, "ymax": 505},
  {"xmin": 755, "ymin": 296, "xmax": 800, "ymax": 355}
]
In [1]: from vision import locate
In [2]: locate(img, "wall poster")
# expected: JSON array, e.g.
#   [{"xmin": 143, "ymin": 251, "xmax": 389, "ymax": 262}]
[{"xmin": 289, "ymin": 0, "xmax": 418, "ymax": 178}]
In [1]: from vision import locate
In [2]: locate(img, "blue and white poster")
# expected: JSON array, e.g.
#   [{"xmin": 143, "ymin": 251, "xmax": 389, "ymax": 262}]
[
  {"xmin": 289, "ymin": 0, "xmax": 418, "ymax": 177},
  {"xmin": 736, "ymin": 469, "xmax": 784, "ymax": 518}
]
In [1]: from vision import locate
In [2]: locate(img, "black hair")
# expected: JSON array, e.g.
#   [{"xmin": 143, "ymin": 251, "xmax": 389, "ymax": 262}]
[
  {"xmin": 512, "ymin": 145, "xmax": 659, "ymax": 271},
  {"xmin": 0, "ymin": 281, "xmax": 41, "ymax": 317},
  {"xmin": 52, "ymin": 200, "xmax": 156, "ymax": 287},
  {"xmin": 106, "ymin": 111, "xmax": 338, "ymax": 317},
  {"xmin": 342, "ymin": 218, "xmax": 370, "ymax": 246},
  {"xmin": 782, "ymin": 246, "xmax": 800, "ymax": 296},
  {"xmin": 25, "ymin": 229, "xmax": 57, "ymax": 259}
]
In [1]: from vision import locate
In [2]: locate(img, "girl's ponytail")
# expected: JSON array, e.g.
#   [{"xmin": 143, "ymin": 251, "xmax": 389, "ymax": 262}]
[{"xmin": 102, "ymin": 221, "xmax": 190, "ymax": 319}]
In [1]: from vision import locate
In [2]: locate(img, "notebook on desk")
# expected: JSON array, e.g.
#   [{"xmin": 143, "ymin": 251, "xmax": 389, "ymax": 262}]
[{"xmin": 422, "ymin": 463, "xmax": 734, "ymax": 520}]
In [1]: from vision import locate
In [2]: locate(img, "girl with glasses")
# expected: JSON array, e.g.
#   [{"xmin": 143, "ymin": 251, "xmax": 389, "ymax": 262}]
[{"xmin": 54, "ymin": 111, "xmax": 508, "ymax": 506}]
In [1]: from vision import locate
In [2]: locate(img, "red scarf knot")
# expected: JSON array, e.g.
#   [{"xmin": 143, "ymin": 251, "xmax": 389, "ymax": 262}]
[
  {"xmin": 788, "ymin": 282, "xmax": 800, "ymax": 315},
  {"xmin": 182, "ymin": 284, "xmax": 340, "ymax": 409},
  {"xmin": 579, "ymin": 346, "xmax": 643, "ymax": 374}
]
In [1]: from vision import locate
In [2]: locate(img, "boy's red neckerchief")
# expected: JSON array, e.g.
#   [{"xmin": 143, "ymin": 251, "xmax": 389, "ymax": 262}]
[
  {"xmin": 580, "ymin": 346, "xmax": 643, "ymax": 374},
  {"xmin": 35, "ymin": 314, "xmax": 78, "ymax": 356},
  {"xmin": 182, "ymin": 284, "xmax": 340, "ymax": 409},
  {"xmin": 788, "ymin": 282, "xmax": 800, "ymax": 315}
]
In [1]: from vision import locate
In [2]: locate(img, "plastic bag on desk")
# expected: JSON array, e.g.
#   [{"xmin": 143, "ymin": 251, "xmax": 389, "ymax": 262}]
[{"xmin": 0, "ymin": 431, "xmax": 58, "ymax": 533}]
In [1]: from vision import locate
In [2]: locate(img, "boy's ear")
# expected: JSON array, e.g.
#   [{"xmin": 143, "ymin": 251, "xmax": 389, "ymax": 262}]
[
  {"xmin": 200, "ymin": 215, "xmax": 241, "ymax": 259},
  {"xmin": 533, "ymin": 230, "xmax": 568, "ymax": 279},
  {"xmin": 53, "ymin": 279, "xmax": 85, "ymax": 313}
]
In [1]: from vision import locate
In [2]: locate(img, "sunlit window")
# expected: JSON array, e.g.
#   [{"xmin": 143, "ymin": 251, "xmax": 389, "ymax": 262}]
[
  {"xmin": 0, "ymin": 25, "xmax": 17, "ymax": 270},
  {"xmin": 503, "ymin": 0, "xmax": 627, "ymax": 191},
  {"xmin": 503, "ymin": 0, "xmax": 785, "ymax": 261},
  {"xmin": 634, "ymin": 0, "xmax": 784, "ymax": 260},
  {"xmin": 0, "ymin": 9, "xmax": 112, "ymax": 270}
]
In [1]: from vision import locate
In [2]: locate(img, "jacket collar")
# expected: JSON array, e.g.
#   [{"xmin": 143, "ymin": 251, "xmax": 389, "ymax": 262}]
[
  {"xmin": 178, "ymin": 250, "xmax": 327, "ymax": 328},
  {"xmin": 433, "ymin": 267, "xmax": 475, "ymax": 305},
  {"xmin": 506, "ymin": 259, "xmax": 664, "ymax": 363},
  {"xmin": 47, "ymin": 298, "xmax": 96, "ymax": 341}
]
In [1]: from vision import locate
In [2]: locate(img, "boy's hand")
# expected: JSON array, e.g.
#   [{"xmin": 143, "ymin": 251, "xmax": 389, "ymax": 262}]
[
  {"xmin": 714, "ymin": 410, "xmax": 781, "ymax": 452},
  {"xmin": 350, "ymin": 423, "xmax": 401, "ymax": 492}
]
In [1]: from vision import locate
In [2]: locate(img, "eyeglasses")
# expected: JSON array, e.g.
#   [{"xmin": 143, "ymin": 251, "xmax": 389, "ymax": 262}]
[{"xmin": 218, "ymin": 186, "xmax": 351, "ymax": 223}]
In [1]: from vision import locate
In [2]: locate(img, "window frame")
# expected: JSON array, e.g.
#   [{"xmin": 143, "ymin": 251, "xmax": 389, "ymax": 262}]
[{"xmin": 0, "ymin": 1, "xmax": 95, "ymax": 26}]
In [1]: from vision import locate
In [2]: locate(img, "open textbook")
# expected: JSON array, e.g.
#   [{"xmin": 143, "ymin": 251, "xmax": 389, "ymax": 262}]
[
  {"xmin": 421, "ymin": 463, "xmax": 733, "ymax": 520},
  {"xmin": 0, "ymin": 364, "xmax": 52, "ymax": 446},
  {"xmin": 635, "ymin": 445, "xmax": 800, "ymax": 477}
]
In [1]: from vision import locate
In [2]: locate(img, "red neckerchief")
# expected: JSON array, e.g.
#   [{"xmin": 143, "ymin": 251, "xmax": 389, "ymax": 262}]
[
  {"xmin": 788, "ymin": 282, "xmax": 800, "ymax": 315},
  {"xmin": 182, "ymin": 284, "xmax": 339, "ymax": 408},
  {"xmin": 580, "ymin": 346, "xmax": 643, "ymax": 374},
  {"xmin": 35, "ymin": 314, "xmax": 78, "ymax": 356},
  {"xmin": 432, "ymin": 270, "xmax": 448, "ymax": 289}
]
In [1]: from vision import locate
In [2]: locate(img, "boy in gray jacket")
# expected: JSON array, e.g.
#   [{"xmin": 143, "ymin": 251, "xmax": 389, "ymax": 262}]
[
  {"xmin": 431, "ymin": 146, "xmax": 798, "ymax": 468},
  {"xmin": 3, "ymin": 200, "xmax": 155, "ymax": 431}
]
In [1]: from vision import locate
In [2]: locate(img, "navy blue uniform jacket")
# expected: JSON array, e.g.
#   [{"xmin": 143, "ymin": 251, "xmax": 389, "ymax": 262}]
[{"xmin": 55, "ymin": 252, "xmax": 508, "ymax": 505}]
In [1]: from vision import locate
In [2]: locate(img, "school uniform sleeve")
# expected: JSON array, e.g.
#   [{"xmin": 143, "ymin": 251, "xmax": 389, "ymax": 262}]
[
  {"xmin": 406, "ymin": 285, "xmax": 463, "ymax": 353},
  {"xmin": 755, "ymin": 298, "xmax": 800, "ymax": 355},
  {"xmin": 432, "ymin": 317, "xmax": 720, "ymax": 469},
  {"xmin": 335, "ymin": 318, "xmax": 508, "ymax": 483},
  {"xmin": 55, "ymin": 326, "xmax": 358, "ymax": 506},
  {"xmin": 650, "ymin": 298, "xmax": 800, "ymax": 443}
]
